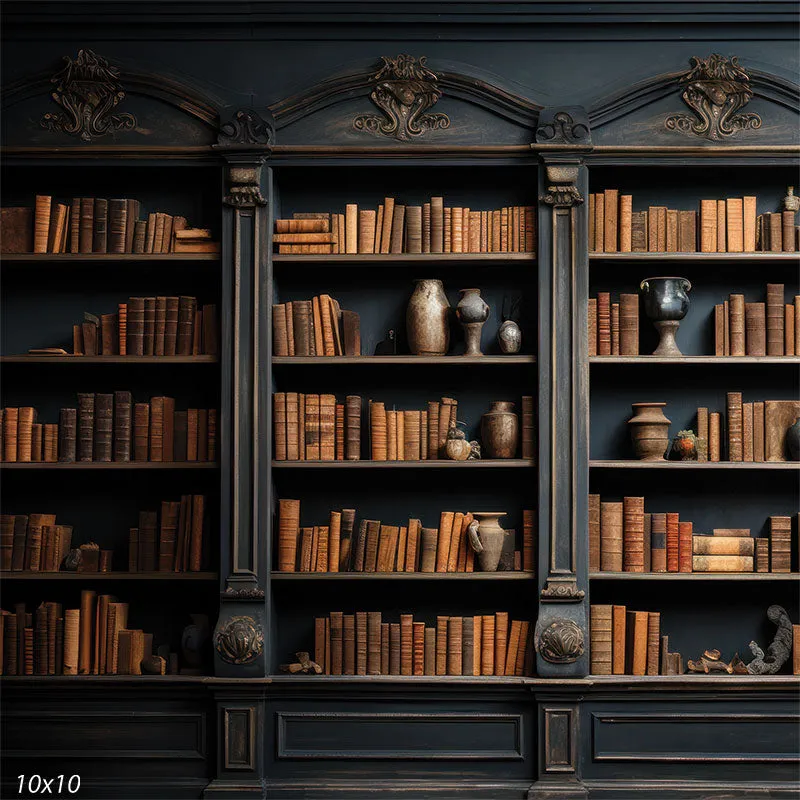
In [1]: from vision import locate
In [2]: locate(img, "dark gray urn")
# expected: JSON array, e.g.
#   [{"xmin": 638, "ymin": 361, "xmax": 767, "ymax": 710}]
[{"xmin": 639, "ymin": 276, "xmax": 692, "ymax": 356}]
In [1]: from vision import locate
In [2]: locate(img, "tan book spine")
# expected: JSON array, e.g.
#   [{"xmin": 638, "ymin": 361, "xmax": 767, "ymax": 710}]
[
  {"xmin": 693, "ymin": 536, "xmax": 755, "ymax": 556},
  {"xmin": 619, "ymin": 195, "xmax": 632, "ymax": 252},
  {"xmin": 783, "ymin": 211, "xmax": 796, "ymax": 252},
  {"xmin": 468, "ymin": 210, "xmax": 481, "ymax": 253},
  {"xmin": 412, "ymin": 620, "xmax": 425, "ymax": 676},
  {"xmin": 716, "ymin": 199, "xmax": 727, "ymax": 252},
  {"xmin": 590, "ymin": 605, "xmax": 612, "ymax": 675},
  {"xmin": 345, "ymin": 204, "xmax": 358, "ymax": 254},
  {"xmin": 405, "ymin": 518, "xmax": 421, "ymax": 573},
  {"xmin": 622, "ymin": 496, "xmax": 645, "ymax": 572},
  {"xmin": 503, "ymin": 619, "xmax": 522, "ymax": 676},
  {"xmin": 358, "ymin": 209, "xmax": 376, "ymax": 254},
  {"xmin": 447, "ymin": 616, "xmax": 462, "ymax": 676},
  {"xmin": 594, "ymin": 193, "xmax": 605, "ymax": 252},
  {"xmin": 493, "ymin": 612, "xmax": 508, "ymax": 676},
  {"xmin": 795, "ymin": 297, "xmax": 800, "ymax": 355},
  {"xmin": 396, "ymin": 525, "xmax": 407, "ymax": 572},
  {"xmin": 611, "ymin": 605, "xmax": 626, "ymax": 675},
  {"xmin": 729, "ymin": 294, "xmax": 745, "ymax": 356},
  {"xmin": 600, "ymin": 501, "xmax": 623, "ymax": 572},
  {"xmin": 646, "ymin": 612, "xmax": 660, "ymax": 675},
  {"xmin": 753, "ymin": 401, "xmax": 765, "ymax": 462},
  {"xmin": 481, "ymin": 615, "xmax": 495, "ymax": 676},
  {"xmin": 768, "ymin": 212, "xmax": 783, "ymax": 251},
  {"xmin": 794, "ymin": 625, "xmax": 800, "ymax": 675},
  {"xmin": 727, "ymin": 391, "xmax": 743, "ymax": 461},
  {"xmin": 380, "ymin": 198, "xmax": 395, "ymax": 254},
  {"xmin": 726, "ymin": 198, "xmax": 744, "ymax": 252},
  {"xmin": 450, "ymin": 206, "xmax": 463, "ymax": 253},
  {"xmin": 743, "ymin": 402, "xmax": 754, "ymax": 462},
  {"xmin": 342, "ymin": 614, "xmax": 355, "ymax": 675},
  {"xmin": 625, "ymin": 610, "xmax": 648, "ymax": 676},
  {"xmin": 743, "ymin": 196, "xmax": 757, "ymax": 251},
  {"xmin": 666, "ymin": 209, "xmax": 678, "ymax": 252},
  {"xmin": 273, "ymin": 393, "xmax": 287, "ymax": 461},
  {"xmin": 588, "ymin": 299, "xmax": 598, "ymax": 357},
  {"xmin": 588, "ymin": 494, "xmax": 601, "ymax": 572},
  {"xmin": 767, "ymin": 283, "xmax": 785, "ymax": 356},
  {"xmin": 514, "ymin": 620, "xmax": 529, "ymax": 676},
  {"xmin": 597, "ymin": 292, "xmax": 611, "ymax": 356},
  {"xmin": 370, "ymin": 401, "xmax": 387, "ymax": 461},
  {"xmin": 724, "ymin": 299, "xmax": 730, "ymax": 355},
  {"xmin": 692, "ymin": 555, "xmax": 754, "ymax": 572},
  {"xmin": 588, "ymin": 194, "xmax": 596, "ymax": 251},
  {"xmin": 611, "ymin": 303, "xmax": 620, "ymax": 355},
  {"xmin": 436, "ymin": 511, "xmax": 455, "ymax": 573},
  {"xmin": 447, "ymin": 512, "xmax": 464, "ymax": 573},
  {"xmin": 745, "ymin": 302, "xmax": 767, "ymax": 356},
  {"xmin": 436, "ymin": 615, "xmax": 448, "ymax": 675},
  {"xmin": 277, "ymin": 499, "xmax": 300, "ymax": 572},
  {"xmin": 700, "ymin": 200, "xmax": 717, "ymax": 252},
  {"xmin": 603, "ymin": 189, "xmax": 619, "ymax": 252},
  {"xmin": 785, "ymin": 304, "xmax": 795, "ymax": 356},
  {"xmin": 78, "ymin": 590, "xmax": 96, "ymax": 675},
  {"xmin": 395, "ymin": 411, "xmax": 405, "ymax": 461},
  {"xmin": 430, "ymin": 197, "xmax": 443, "ymax": 253},
  {"xmin": 709, "ymin": 412, "xmax": 722, "ymax": 462},
  {"xmin": 619, "ymin": 293, "xmax": 639, "ymax": 356},
  {"xmin": 422, "ymin": 203, "xmax": 432, "ymax": 254},
  {"xmin": 403, "ymin": 410, "xmax": 421, "ymax": 461}
]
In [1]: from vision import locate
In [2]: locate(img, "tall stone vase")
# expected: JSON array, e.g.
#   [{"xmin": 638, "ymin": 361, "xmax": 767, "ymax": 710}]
[
  {"xmin": 628, "ymin": 402, "xmax": 671, "ymax": 461},
  {"xmin": 481, "ymin": 401, "xmax": 519, "ymax": 459},
  {"xmin": 407, "ymin": 279, "xmax": 450, "ymax": 356}
]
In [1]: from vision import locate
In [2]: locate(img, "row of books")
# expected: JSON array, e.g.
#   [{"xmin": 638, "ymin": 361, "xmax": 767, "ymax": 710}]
[
  {"xmin": 273, "ymin": 200, "xmax": 536, "ymax": 254},
  {"xmin": 590, "ymin": 605, "xmax": 673, "ymax": 675},
  {"xmin": 1, "ymin": 197, "xmax": 218, "ymax": 255},
  {"xmin": 695, "ymin": 396, "xmax": 799, "ymax": 463},
  {"xmin": 0, "ymin": 594, "xmax": 162, "ymax": 676},
  {"xmin": 588, "ymin": 190, "xmax": 798, "ymax": 253},
  {"xmin": 0, "ymin": 514, "xmax": 73, "ymax": 573},
  {"xmin": 0, "ymin": 397, "xmax": 217, "ymax": 463},
  {"xmin": 588, "ymin": 292, "xmax": 639, "ymax": 356},
  {"xmin": 272, "ymin": 296, "xmax": 361, "ymax": 357},
  {"xmin": 311, "ymin": 611, "xmax": 532, "ymax": 676},
  {"xmin": 714, "ymin": 287, "xmax": 799, "ymax": 357},
  {"xmin": 274, "ymin": 393, "xmax": 359, "ymax": 461},
  {"xmin": 276, "ymin": 500, "xmax": 535, "ymax": 573},
  {"xmin": 65, "ymin": 297, "xmax": 218, "ymax": 357},
  {"xmin": 588, "ymin": 496, "xmax": 794, "ymax": 573}
]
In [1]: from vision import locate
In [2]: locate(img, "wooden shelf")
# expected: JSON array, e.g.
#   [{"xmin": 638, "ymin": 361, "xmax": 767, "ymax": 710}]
[
  {"xmin": 589, "ymin": 252, "xmax": 799, "ymax": 262},
  {"xmin": 590, "ymin": 356, "xmax": 800, "ymax": 365},
  {"xmin": 1, "ymin": 253, "xmax": 219, "ymax": 263},
  {"xmin": 271, "ymin": 571, "xmax": 535, "ymax": 581},
  {"xmin": 589, "ymin": 460, "xmax": 799, "ymax": 470},
  {"xmin": 590, "ymin": 572, "xmax": 799, "ymax": 581},
  {"xmin": 272, "ymin": 355, "xmax": 535, "ymax": 365},
  {"xmin": 272, "ymin": 459, "xmax": 535, "ymax": 469},
  {"xmin": 1, "ymin": 355, "xmax": 218, "ymax": 364},
  {"xmin": 1, "ymin": 571, "xmax": 219, "ymax": 580},
  {"xmin": 0, "ymin": 462, "xmax": 217, "ymax": 470},
  {"xmin": 273, "ymin": 253, "xmax": 535, "ymax": 263}
]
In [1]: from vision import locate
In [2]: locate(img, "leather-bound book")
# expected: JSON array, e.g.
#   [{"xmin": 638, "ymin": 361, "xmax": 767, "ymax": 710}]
[
  {"xmin": 588, "ymin": 298, "xmax": 598, "ymax": 356},
  {"xmin": 153, "ymin": 297, "xmax": 167, "ymax": 355},
  {"xmin": 622, "ymin": 496, "xmax": 645, "ymax": 572},
  {"xmin": 699, "ymin": 199, "xmax": 717, "ymax": 252},
  {"xmin": 783, "ymin": 211, "xmax": 796, "ymax": 252},
  {"xmin": 743, "ymin": 196, "xmax": 757, "ymax": 251},
  {"xmin": 590, "ymin": 605, "xmax": 613, "ymax": 675},
  {"xmin": 376, "ymin": 525, "xmax": 397, "ymax": 572},
  {"xmin": 311, "ymin": 297, "xmax": 323, "ymax": 355},
  {"xmin": 694, "ymin": 536, "xmax": 754, "ymax": 556},
  {"xmin": 766, "ymin": 283, "xmax": 785, "ymax": 356},
  {"xmin": 3, "ymin": 407, "xmax": 18, "ymax": 462},
  {"xmin": 133, "ymin": 403, "xmax": 150, "ymax": 461},
  {"xmin": 132, "ymin": 219, "xmax": 146, "ymax": 253},
  {"xmin": 380, "ymin": 623, "xmax": 390, "ymax": 674},
  {"xmin": 501, "ymin": 619, "xmax": 520, "ymax": 676},
  {"xmin": 33, "ymin": 603, "xmax": 48, "ymax": 675},
  {"xmin": 610, "ymin": 302, "xmax": 619, "ymax": 354},
  {"xmin": 745, "ymin": 302, "xmax": 766, "ymax": 356},
  {"xmin": 450, "ymin": 206, "xmax": 463, "ymax": 253},
  {"xmin": 588, "ymin": 494, "xmax": 601, "ymax": 572},
  {"xmin": 389, "ymin": 623, "xmax": 401, "ymax": 675},
  {"xmin": 716, "ymin": 199, "xmax": 727, "ymax": 252},
  {"xmin": 363, "ymin": 520, "xmax": 381, "ymax": 573},
  {"xmin": 430, "ymin": 197, "xmax": 444, "ymax": 253},
  {"xmin": 419, "ymin": 527, "xmax": 437, "ymax": 573},
  {"xmin": 521, "ymin": 396, "xmax": 535, "ymax": 460},
  {"xmin": 435, "ymin": 615, "xmax": 448, "ymax": 675},
  {"xmin": 57, "ymin": 408, "xmax": 75, "ymax": 462},
  {"xmin": 588, "ymin": 195, "xmax": 596, "ymax": 250},
  {"xmin": 124, "ymin": 199, "xmax": 140, "ymax": 253},
  {"xmin": 693, "ymin": 555, "xmax": 753, "ymax": 572},
  {"xmin": 282, "ymin": 392, "xmax": 299, "ymax": 461},
  {"xmin": 188, "ymin": 494, "xmax": 204, "ymax": 572},
  {"xmin": 77, "ymin": 393, "xmax": 95, "ymax": 462},
  {"xmin": 787, "ymin": 304, "xmax": 796, "ymax": 356},
  {"xmin": 753, "ymin": 401, "xmax": 765, "ymax": 462},
  {"xmin": 177, "ymin": 296, "xmax": 195, "ymax": 356},
  {"xmin": 597, "ymin": 292, "xmax": 612, "ymax": 355},
  {"xmin": 515, "ymin": 620, "xmax": 530, "ymax": 677},
  {"xmin": 273, "ymin": 393, "xmax": 287, "ymax": 461},
  {"xmin": 399, "ymin": 613, "xmax": 413, "ymax": 676},
  {"xmin": 522, "ymin": 509, "xmax": 535, "ymax": 572},
  {"xmin": 665, "ymin": 512, "xmax": 679, "ymax": 572},
  {"xmin": 341, "ymin": 310, "xmax": 360, "ymax": 356},
  {"xmin": 600, "ymin": 501, "xmax": 623, "ymax": 572},
  {"xmin": 76, "ymin": 197, "xmax": 94, "ymax": 253},
  {"xmin": 625, "ymin": 610, "xmax": 648, "ymax": 676},
  {"xmin": 174, "ymin": 410, "xmax": 188, "ymax": 461},
  {"xmin": 678, "ymin": 521, "xmax": 693, "ymax": 572},
  {"xmin": 47, "ymin": 203, "xmax": 68, "ymax": 254},
  {"xmin": 138, "ymin": 511, "xmax": 158, "ymax": 572},
  {"xmin": 164, "ymin": 297, "xmax": 179, "ymax": 355},
  {"xmin": 92, "ymin": 198, "xmax": 108, "ymax": 253},
  {"xmin": 367, "ymin": 611, "xmax": 382, "ymax": 675},
  {"xmin": 631, "ymin": 211, "xmax": 647, "ymax": 251},
  {"xmin": 202, "ymin": 304, "xmax": 218, "ymax": 356},
  {"xmin": 406, "ymin": 206, "xmax": 423, "ymax": 254},
  {"xmin": 727, "ymin": 391, "xmax": 743, "ymax": 461},
  {"xmin": 409, "ymin": 620, "xmax": 424, "ymax": 676},
  {"xmin": 33, "ymin": 195, "xmax": 51, "ymax": 253},
  {"xmin": 390, "ymin": 205, "xmax": 406, "ymax": 253},
  {"xmin": 352, "ymin": 519, "xmax": 368, "ymax": 572},
  {"xmin": 619, "ymin": 294, "xmax": 639, "ymax": 356},
  {"xmin": 446, "ymin": 512, "xmax": 464, "ymax": 572},
  {"xmin": 108, "ymin": 199, "xmax": 127, "ymax": 254},
  {"xmin": 665, "ymin": 209, "xmax": 678, "ymax": 252},
  {"xmin": 426, "ymin": 401, "xmax": 439, "ymax": 461},
  {"xmin": 369, "ymin": 401, "xmax": 387, "ymax": 461},
  {"xmin": 726, "ymin": 198, "xmax": 744, "ymax": 252},
  {"xmin": 403, "ymin": 410, "xmax": 421, "ymax": 461},
  {"xmin": 446, "ymin": 616, "xmax": 463, "ymax": 676},
  {"xmin": 729, "ymin": 294, "xmax": 745, "ymax": 356},
  {"xmin": 460, "ymin": 616, "xmax": 475, "ymax": 676},
  {"xmin": 304, "ymin": 394, "xmax": 320, "ymax": 460},
  {"xmin": 299, "ymin": 528, "xmax": 312, "ymax": 571},
  {"xmin": 794, "ymin": 626, "xmax": 800, "ymax": 676},
  {"xmin": 343, "ymin": 204, "xmax": 358, "ymax": 254},
  {"xmin": 610, "ymin": 605, "xmax": 626, "ymax": 675},
  {"xmin": 405, "ymin": 518, "xmax": 421, "ymax": 573},
  {"xmin": 150, "ymin": 396, "xmax": 165, "ymax": 462},
  {"xmin": 17, "ymin": 407, "xmax": 35, "ymax": 463},
  {"xmin": 708, "ymin": 412, "xmax": 722, "ymax": 462},
  {"xmin": 617, "ymin": 194, "xmax": 632, "ymax": 252},
  {"xmin": 602, "ymin": 189, "xmax": 618, "ymax": 251},
  {"xmin": 678, "ymin": 210, "xmax": 697, "ymax": 252},
  {"xmin": 93, "ymin": 394, "xmax": 113, "ymax": 462},
  {"xmin": 650, "ymin": 512, "xmax": 667, "ymax": 572},
  {"xmin": 31, "ymin": 423, "xmax": 43, "ymax": 463},
  {"xmin": 769, "ymin": 515, "xmax": 792, "ymax": 573},
  {"xmin": 277, "ymin": 499, "xmax": 300, "ymax": 572},
  {"xmin": 764, "ymin": 400, "xmax": 800, "ymax": 461},
  {"xmin": 492, "ymin": 612, "xmax": 508, "ymax": 676},
  {"xmin": 100, "ymin": 313, "xmax": 117, "ymax": 355},
  {"xmin": 82, "ymin": 319, "xmax": 98, "ymax": 356},
  {"xmin": 27, "ymin": 514, "xmax": 55, "ymax": 571},
  {"xmin": 344, "ymin": 395, "xmax": 361, "ymax": 461},
  {"xmin": 126, "ymin": 297, "xmax": 145, "ymax": 355},
  {"xmin": 158, "ymin": 501, "xmax": 180, "ymax": 571},
  {"xmin": 319, "ymin": 394, "xmax": 336, "ymax": 461},
  {"xmin": 0, "ymin": 515, "xmax": 13, "ymax": 572},
  {"xmin": 646, "ymin": 612, "xmax": 660, "ymax": 675},
  {"xmin": 1, "ymin": 207, "xmax": 33, "ymax": 254},
  {"xmin": 355, "ymin": 611, "xmax": 368, "ymax": 675},
  {"xmin": 714, "ymin": 303, "xmax": 725, "ymax": 356},
  {"xmin": 78, "ymin": 590, "xmax": 96, "ymax": 675},
  {"xmin": 22, "ymin": 627, "xmax": 33, "ymax": 676},
  {"xmin": 272, "ymin": 304, "xmax": 288, "ymax": 357},
  {"xmin": 161, "ymin": 215, "xmax": 174, "ymax": 254},
  {"xmin": 743, "ymin": 402, "xmax": 754, "ymax": 462},
  {"xmin": 435, "ymin": 511, "xmax": 455, "ymax": 573}
]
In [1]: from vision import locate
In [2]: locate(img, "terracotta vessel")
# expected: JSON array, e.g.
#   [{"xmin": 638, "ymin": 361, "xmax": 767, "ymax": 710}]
[
  {"xmin": 467, "ymin": 512, "xmax": 507, "ymax": 572},
  {"xmin": 628, "ymin": 402, "xmax": 671, "ymax": 461},
  {"xmin": 639, "ymin": 277, "xmax": 692, "ymax": 357},
  {"xmin": 456, "ymin": 288, "xmax": 490, "ymax": 356},
  {"xmin": 481, "ymin": 401, "xmax": 519, "ymax": 459},
  {"xmin": 497, "ymin": 319, "xmax": 522, "ymax": 354},
  {"xmin": 407, "ymin": 279, "xmax": 450, "ymax": 356}
]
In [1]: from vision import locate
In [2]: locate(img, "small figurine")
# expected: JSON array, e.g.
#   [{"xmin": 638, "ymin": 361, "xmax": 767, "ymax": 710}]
[
  {"xmin": 746, "ymin": 605, "xmax": 793, "ymax": 675},
  {"xmin": 445, "ymin": 421, "xmax": 472, "ymax": 461},
  {"xmin": 468, "ymin": 440, "xmax": 481, "ymax": 460},
  {"xmin": 687, "ymin": 648, "xmax": 734, "ymax": 674},
  {"xmin": 63, "ymin": 548, "xmax": 82, "ymax": 572},
  {"xmin": 670, "ymin": 429, "xmax": 698, "ymax": 461},
  {"xmin": 280, "ymin": 651, "xmax": 322, "ymax": 674}
]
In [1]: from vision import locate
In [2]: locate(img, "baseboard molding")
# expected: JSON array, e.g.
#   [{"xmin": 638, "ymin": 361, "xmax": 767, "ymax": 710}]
[
  {"xmin": 583, "ymin": 780, "xmax": 800, "ymax": 799},
  {"xmin": 264, "ymin": 780, "xmax": 533, "ymax": 798},
  {"xmin": 4, "ymin": 779, "xmax": 209, "ymax": 800}
]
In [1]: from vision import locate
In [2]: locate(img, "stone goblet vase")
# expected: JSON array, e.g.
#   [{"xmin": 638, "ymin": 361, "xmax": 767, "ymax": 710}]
[
  {"xmin": 456, "ymin": 288, "xmax": 490, "ymax": 356},
  {"xmin": 639, "ymin": 277, "xmax": 692, "ymax": 357},
  {"xmin": 467, "ymin": 512, "xmax": 507, "ymax": 572},
  {"xmin": 407, "ymin": 279, "xmax": 450, "ymax": 356},
  {"xmin": 628, "ymin": 402, "xmax": 671, "ymax": 461}
]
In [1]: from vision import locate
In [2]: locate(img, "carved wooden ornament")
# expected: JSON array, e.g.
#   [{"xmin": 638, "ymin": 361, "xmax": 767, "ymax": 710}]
[
  {"xmin": 354, "ymin": 54, "xmax": 451, "ymax": 140},
  {"xmin": 214, "ymin": 615, "xmax": 264, "ymax": 665},
  {"xmin": 535, "ymin": 618, "xmax": 585, "ymax": 664},
  {"xmin": 41, "ymin": 49, "xmax": 136, "ymax": 142},
  {"xmin": 665, "ymin": 54, "xmax": 762, "ymax": 141}
]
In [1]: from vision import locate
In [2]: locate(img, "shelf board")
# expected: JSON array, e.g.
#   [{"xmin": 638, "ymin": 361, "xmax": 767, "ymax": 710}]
[
  {"xmin": 272, "ymin": 459, "xmax": 535, "ymax": 469},
  {"xmin": 272, "ymin": 355, "xmax": 535, "ymax": 365},
  {"xmin": 273, "ymin": 253, "xmax": 535, "ymax": 263},
  {"xmin": 589, "ymin": 252, "xmax": 799, "ymax": 262},
  {"xmin": 590, "ymin": 356, "xmax": 800, "ymax": 365},
  {"xmin": 271, "ymin": 571, "xmax": 535, "ymax": 581},
  {"xmin": 589, "ymin": 460, "xmax": 799, "ymax": 470},
  {"xmin": 0, "ymin": 462, "xmax": 218, "ymax": 470},
  {"xmin": 590, "ymin": 572, "xmax": 799, "ymax": 581},
  {"xmin": 1, "ymin": 355, "xmax": 218, "ymax": 364},
  {"xmin": 1, "ymin": 571, "xmax": 219, "ymax": 580},
  {"xmin": 1, "ymin": 253, "xmax": 219, "ymax": 263}
]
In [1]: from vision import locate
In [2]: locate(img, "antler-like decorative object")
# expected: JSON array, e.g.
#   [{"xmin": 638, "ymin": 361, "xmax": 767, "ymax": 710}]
[
  {"xmin": 746, "ymin": 604, "xmax": 793, "ymax": 675},
  {"xmin": 687, "ymin": 648, "xmax": 734, "ymax": 674},
  {"xmin": 665, "ymin": 54, "xmax": 762, "ymax": 141},
  {"xmin": 280, "ymin": 651, "xmax": 322, "ymax": 674},
  {"xmin": 41, "ymin": 49, "xmax": 137, "ymax": 142},
  {"xmin": 354, "ymin": 54, "xmax": 451, "ymax": 140}
]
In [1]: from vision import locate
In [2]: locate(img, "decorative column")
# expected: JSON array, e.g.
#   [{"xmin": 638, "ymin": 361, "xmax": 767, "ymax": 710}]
[
  {"xmin": 534, "ymin": 109, "xmax": 591, "ymax": 680},
  {"xmin": 204, "ymin": 110, "xmax": 273, "ymax": 799}
]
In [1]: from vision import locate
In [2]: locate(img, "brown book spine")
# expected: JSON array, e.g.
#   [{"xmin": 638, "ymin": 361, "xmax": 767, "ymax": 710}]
[
  {"xmin": 77, "ymin": 393, "xmax": 95, "ymax": 462},
  {"xmin": 590, "ymin": 605, "xmax": 613, "ymax": 675},
  {"xmin": 726, "ymin": 198, "xmax": 744, "ymax": 252},
  {"xmin": 622, "ymin": 496, "xmax": 645, "ymax": 572},
  {"xmin": 625, "ymin": 610, "xmax": 648, "ymax": 676},
  {"xmin": 678, "ymin": 521, "xmax": 693, "ymax": 573},
  {"xmin": 769, "ymin": 515, "xmax": 791, "ymax": 573},
  {"xmin": 33, "ymin": 195, "xmax": 51, "ymax": 254},
  {"xmin": 78, "ymin": 590, "xmax": 96, "ymax": 675},
  {"xmin": 521, "ymin": 396, "xmax": 535, "ymax": 460},
  {"xmin": 786, "ymin": 304, "xmax": 796, "ymax": 356},
  {"xmin": 611, "ymin": 302, "xmax": 620, "ymax": 355},
  {"xmin": 17, "ymin": 407, "xmax": 34, "ymax": 463},
  {"xmin": 277, "ymin": 499, "xmax": 300, "ymax": 572},
  {"xmin": 369, "ymin": 401, "xmax": 387, "ymax": 461},
  {"xmin": 3, "ymin": 408, "xmax": 18, "ymax": 463},
  {"xmin": 114, "ymin": 391, "xmax": 132, "ymax": 462},
  {"xmin": 646, "ymin": 612, "xmax": 660, "ymax": 675},
  {"xmin": 699, "ymin": 199, "xmax": 717, "ymax": 252},
  {"xmin": 342, "ymin": 614, "xmax": 355, "ymax": 675},
  {"xmin": 445, "ymin": 616, "xmax": 462, "ymax": 676},
  {"xmin": 390, "ymin": 205, "xmax": 406, "ymax": 254},
  {"xmin": 619, "ymin": 293, "xmax": 639, "ymax": 356},
  {"xmin": 709, "ymin": 411, "xmax": 722, "ymax": 462},
  {"xmin": 522, "ymin": 509, "xmax": 535, "ymax": 572},
  {"xmin": 435, "ymin": 615, "xmax": 448, "ymax": 675},
  {"xmin": 57, "ymin": 408, "xmax": 76, "ymax": 462},
  {"xmin": 665, "ymin": 512, "xmax": 680, "ymax": 572},
  {"xmin": 597, "ymin": 292, "xmax": 611, "ymax": 355},
  {"xmin": 127, "ymin": 297, "xmax": 145, "ymax": 356},
  {"xmin": 93, "ymin": 394, "xmax": 113, "ymax": 462},
  {"xmin": 419, "ymin": 527, "xmax": 437, "ymax": 573},
  {"xmin": 177, "ymin": 296, "xmax": 195, "ymax": 356},
  {"xmin": 745, "ymin": 302, "xmax": 767, "ymax": 356},
  {"xmin": 783, "ymin": 211, "xmax": 796, "ymax": 252},
  {"xmin": 319, "ymin": 394, "xmax": 336, "ymax": 461},
  {"xmin": 603, "ymin": 189, "xmax": 618, "ymax": 252},
  {"xmin": 345, "ymin": 395, "xmax": 361, "ymax": 461},
  {"xmin": 588, "ymin": 494, "xmax": 601, "ymax": 572},
  {"xmin": 743, "ymin": 402, "xmax": 754, "ymax": 462},
  {"xmin": 600, "ymin": 501, "xmax": 623, "ymax": 572},
  {"xmin": 693, "ymin": 555, "xmax": 754, "ymax": 572},
  {"xmin": 399, "ymin": 613, "xmax": 413, "ymax": 676},
  {"xmin": 611, "ymin": 605, "xmax": 626, "ymax": 675},
  {"xmin": 729, "ymin": 294, "xmax": 745, "ymax": 357},
  {"xmin": 93, "ymin": 198, "xmax": 108, "ymax": 253},
  {"xmin": 650, "ymin": 512, "xmax": 667, "ymax": 572},
  {"xmin": 588, "ymin": 298, "xmax": 598, "ymax": 356},
  {"xmin": 727, "ymin": 391, "xmax": 743, "ymax": 461},
  {"xmin": 618, "ymin": 195, "xmax": 632, "ymax": 252},
  {"xmin": 388, "ymin": 623, "xmax": 400, "ymax": 675},
  {"xmin": 766, "ymin": 283, "xmax": 785, "ymax": 356},
  {"xmin": 716, "ymin": 199, "xmax": 726, "ymax": 252}
]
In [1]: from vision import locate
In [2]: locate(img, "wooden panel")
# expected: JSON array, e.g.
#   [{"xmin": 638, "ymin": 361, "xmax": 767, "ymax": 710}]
[
  {"xmin": 592, "ymin": 712, "xmax": 800, "ymax": 762},
  {"xmin": 277, "ymin": 712, "xmax": 524, "ymax": 760},
  {"xmin": 223, "ymin": 707, "xmax": 256, "ymax": 770},
  {"xmin": 544, "ymin": 707, "xmax": 576, "ymax": 773}
]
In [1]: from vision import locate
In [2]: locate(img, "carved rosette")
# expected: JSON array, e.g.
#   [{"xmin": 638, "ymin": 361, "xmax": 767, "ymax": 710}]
[
  {"xmin": 535, "ymin": 618, "xmax": 585, "ymax": 665},
  {"xmin": 354, "ymin": 54, "xmax": 451, "ymax": 140},
  {"xmin": 40, "ymin": 49, "xmax": 136, "ymax": 142},
  {"xmin": 214, "ymin": 616, "xmax": 264, "ymax": 665},
  {"xmin": 665, "ymin": 54, "xmax": 762, "ymax": 141},
  {"xmin": 540, "ymin": 185, "xmax": 584, "ymax": 208}
]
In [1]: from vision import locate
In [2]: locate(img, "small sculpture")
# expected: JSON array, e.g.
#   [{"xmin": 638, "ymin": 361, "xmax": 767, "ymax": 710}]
[
  {"xmin": 746, "ymin": 605, "xmax": 793, "ymax": 675},
  {"xmin": 639, "ymin": 277, "xmax": 692, "ymax": 357},
  {"xmin": 444, "ymin": 422, "xmax": 471, "ymax": 461},
  {"xmin": 783, "ymin": 186, "xmax": 800, "ymax": 213},
  {"xmin": 456, "ymin": 288, "xmax": 490, "ymax": 357},
  {"xmin": 687, "ymin": 648, "xmax": 734, "ymax": 674},
  {"xmin": 280, "ymin": 651, "xmax": 322, "ymax": 674},
  {"xmin": 63, "ymin": 548, "xmax": 82, "ymax": 572},
  {"xmin": 498, "ymin": 294, "xmax": 522, "ymax": 354},
  {"xmin": 468, "ymin": 440, "xmax": 481, "ymax": 460},
  {"xmin": 670, "ymin": 430, "xmax": 698, "ymax": 461}
]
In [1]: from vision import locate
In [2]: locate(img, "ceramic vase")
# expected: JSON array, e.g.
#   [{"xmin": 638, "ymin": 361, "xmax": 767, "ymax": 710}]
[
  {"xmin": 498, "ymin": 319, "xmax": 522, "ymax": 354},
  {"xmin": 407, "ymin": 279, "xmax": 450, "ymax": 356},
  {"xmin": 466, "ymin": 512, "xmax": 507, "ymax": 572},
  {"xmin": 787, "ymin": 416, "xmax": 800, "ymax": 461},
  {"xmin": 456, "ymin": 288, "xmax": 490, "ymax": 356},
  {"xmin": 639, "ymin": 277, "xmax": 692, "ymax": 357},
  {"xmin": 480, "ymin": 401, "xmax": 519, "ymax": 459},
  {"xmin": 628, "ymin": 402, "xmax": 671, "ymax": 461}
]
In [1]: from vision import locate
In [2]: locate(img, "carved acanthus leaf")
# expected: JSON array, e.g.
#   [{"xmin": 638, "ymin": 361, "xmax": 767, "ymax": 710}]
[
  {"xmin": 535, "ymin": 618, "xmax": 585, "ymax": 665},
  {"xmin": 214, "ymin": 616, "xmax": 264, "ymax": 665}
]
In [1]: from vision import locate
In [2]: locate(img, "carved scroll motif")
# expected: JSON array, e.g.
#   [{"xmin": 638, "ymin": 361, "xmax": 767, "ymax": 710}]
[
  {"xmin": 536, "ymin": 111, "xmax": 590, "ymax": 144},
  {"xmin": 41, "ymin": 49, "xmax": 136, "ymax": 142},
  {"xmin": 540, "ymin": 185, "xmax": 584, "ymax": 208},
  {"xmin": 218, "ymin": 109, "xmax": 274, "ymax": 147},
  {"xmin": 535, "ymin": 618, "xmax": 585, "ymax": 664},
  {"xmin": 665, "ymin": 54, "xmax": 762, "ymax": 141},
  {"xmin": 354, "ymin": 54, "xmax": 451, "ymax": 140},
  {"xmin": 214, "ymin": 616, "xmax": 264, "ymax": 665}
]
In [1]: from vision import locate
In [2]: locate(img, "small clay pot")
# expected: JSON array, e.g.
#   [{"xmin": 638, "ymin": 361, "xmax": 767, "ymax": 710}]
[
  {"xmin": 628, "ymin": 402, "xmax": 671, "ymax": 461},
  {"xmin": 481, "ymin": 401, "xmax": 519, "ymax": 459}
]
